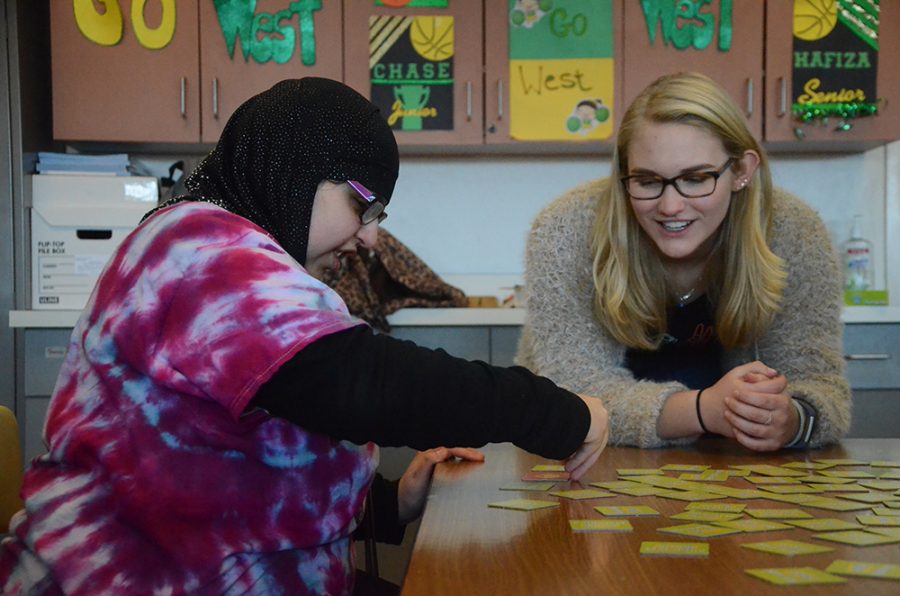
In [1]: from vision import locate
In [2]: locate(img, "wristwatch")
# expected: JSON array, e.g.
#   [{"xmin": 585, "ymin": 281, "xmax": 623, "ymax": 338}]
[{"xmin": 786, "ymin": 398, "xmax": 817, "ymax": 448}]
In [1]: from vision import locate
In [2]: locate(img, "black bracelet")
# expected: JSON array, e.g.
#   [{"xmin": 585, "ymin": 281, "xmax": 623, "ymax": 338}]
[{"xmin": 696, "ymin": 388, "xmax": 709, "ymax": 433}]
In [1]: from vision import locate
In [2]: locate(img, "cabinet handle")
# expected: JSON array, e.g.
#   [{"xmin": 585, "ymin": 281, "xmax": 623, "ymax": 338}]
[
  {"xmin": 497, "ymin": 80, "xmax": 504, "ymax": 120},
  {"xmin": 212, "ymin": 77, "xmax": 219, "ymax": 119},
  {"xmin": 466, "ymin": 81, "xmax": 472, "ymax": 121},
  {"xmin": 180, "ymin": 77, "xmax": 187, "ymax": 118},
  {"xmin": 844, "ymin": 353, "xmax": 891, "ymax": 361},
  {"xmin": 745, "ymin": 78, "xmax": 753, "ymax": 118},
  {"xmin": 778, "ymin": 77, "xmax": 787, "ymax": 117}
]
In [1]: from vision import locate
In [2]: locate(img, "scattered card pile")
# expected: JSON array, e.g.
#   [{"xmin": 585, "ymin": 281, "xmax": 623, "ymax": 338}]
[{"xmin": 486, "ymin": 457, "xmax": 900, "ymax": 586}]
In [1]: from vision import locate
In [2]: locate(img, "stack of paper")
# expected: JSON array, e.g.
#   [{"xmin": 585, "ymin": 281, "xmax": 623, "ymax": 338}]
[{"xmin": 36, "ymin": 152, "xmax": 130, "ymax": 176}]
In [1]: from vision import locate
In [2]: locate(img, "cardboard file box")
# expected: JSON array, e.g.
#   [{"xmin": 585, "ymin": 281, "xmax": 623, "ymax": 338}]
[{"xmin": 31, "ymin": 175, "xmax": 158, "ymax": 310}]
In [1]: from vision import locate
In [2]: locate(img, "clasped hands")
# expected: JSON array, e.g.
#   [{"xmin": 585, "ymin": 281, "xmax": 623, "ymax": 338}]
[{"xmin": 702, "ymin": 361, "xmax": 800, "ymax": 451}]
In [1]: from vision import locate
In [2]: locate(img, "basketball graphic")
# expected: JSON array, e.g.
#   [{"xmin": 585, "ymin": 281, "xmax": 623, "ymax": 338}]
[
  {"xmin": 410, "ymin": 17, "xmax": 454, "ymax": 61},
  {"xmin": 793, "ymin": 0, "xmax": 838, "ymax": 41}
]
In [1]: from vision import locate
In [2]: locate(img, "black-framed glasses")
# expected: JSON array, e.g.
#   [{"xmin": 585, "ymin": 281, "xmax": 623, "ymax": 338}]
[
  {"xmin": 620, "ymin": 157, "xmax": 737, "ymax": 200},
  {"xmin": 347, "ymin": 180, "xmax": 388, "ymax": 225}
]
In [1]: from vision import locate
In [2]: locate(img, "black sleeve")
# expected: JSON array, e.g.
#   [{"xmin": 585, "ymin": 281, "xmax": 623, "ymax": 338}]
[
  {"xmin": 353, "ymin": 474, "xmax": 406, "ymax": 545},
  {"xmin": 253, "ymin": 325, "xmax": 590, "ymax": 460}
]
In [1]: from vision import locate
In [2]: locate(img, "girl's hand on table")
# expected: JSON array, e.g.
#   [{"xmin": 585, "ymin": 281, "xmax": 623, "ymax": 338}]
[
  {"xmin": 724, "ymin": 367, "xmax": 798, "ymax": 451},
  {"xmin": 398, "ymin": 447, "xmax": 484, "ymax": 524},
  {"xmin": 701, "ymin": 361, "xmax": 780, "ymax": 438},
  {"xmin": 565, "ymin": 395, "xmax": 609, "ymax": 481}
]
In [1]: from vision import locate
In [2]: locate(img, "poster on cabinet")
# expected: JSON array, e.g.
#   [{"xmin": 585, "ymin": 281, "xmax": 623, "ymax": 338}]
[
  {"xmin": 508, "ymin": 0, "xmax": 615, "ymax": 141},
  {"xmin": 791, "ymin": 0, "xmax": 879, "ymax": 129},
  {"xmin": 368, "ymin": 16, "xmax": 455, "ymax": 132}
]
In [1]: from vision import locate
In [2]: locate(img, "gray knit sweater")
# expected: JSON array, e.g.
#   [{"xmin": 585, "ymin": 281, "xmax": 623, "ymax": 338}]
[{"xmin": 517, "ymin": 178, "xmax": 851, "ymax": 449}]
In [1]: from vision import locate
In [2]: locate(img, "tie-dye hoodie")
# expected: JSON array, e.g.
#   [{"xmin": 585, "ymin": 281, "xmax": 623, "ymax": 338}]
[{"xmin": 0, "ymin": 202, "xmax": 376, "ymax": 595}]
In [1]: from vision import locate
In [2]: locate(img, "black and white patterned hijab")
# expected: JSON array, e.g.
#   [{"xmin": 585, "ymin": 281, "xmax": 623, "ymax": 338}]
[{"xmin": 146, "ymin": 77, "xmax": 399, "ymax": 266}]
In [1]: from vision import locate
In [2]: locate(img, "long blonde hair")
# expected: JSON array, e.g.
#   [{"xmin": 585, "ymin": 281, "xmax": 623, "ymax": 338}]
[{"xmin": 591, "ymin": 72, "xmax": 786, "ymax": 350}]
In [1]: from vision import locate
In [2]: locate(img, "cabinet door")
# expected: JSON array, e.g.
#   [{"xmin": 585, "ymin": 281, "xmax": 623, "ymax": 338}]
[
  {"xmin": 621, "ymin": 0, "xmax": 763, "ymax": 139},
  {"xmin": 343, "ymin": 0, "xmax": 483, "ymax": 145},
  {"xmin": 765, "ymin": 1, "xmax": 900, "ymax": 143},
  {"xmin": 484, "ymin": 0, "xmax": 623, "ymax": 146},
  {"xmin": 199, "ymin": 0, "xmax": 344, "ymax": 143},
  {"xmin": 50, "ymin": 0, "xmax": 200, "ymax": 142}
]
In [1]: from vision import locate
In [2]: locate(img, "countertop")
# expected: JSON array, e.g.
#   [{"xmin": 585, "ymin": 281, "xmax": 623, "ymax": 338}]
[{"xmin": 9, "ymin": 306, "xmax": 900, "ymax": 328}]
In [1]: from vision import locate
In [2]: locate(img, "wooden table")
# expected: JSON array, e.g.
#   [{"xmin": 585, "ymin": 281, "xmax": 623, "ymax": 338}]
[{"xmin": 401, "ymin": 439, "xmax": 900, "ymax": 595}]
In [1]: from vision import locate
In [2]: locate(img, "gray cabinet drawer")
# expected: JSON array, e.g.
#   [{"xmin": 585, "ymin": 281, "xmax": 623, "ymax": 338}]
[
  {"xmin": 23, "ymin": 396, "xmax": 51, "ymax": 463},
  {"xmin": 846, "ymin": 389, "xmax": 900, "ymax": 438},
  {"xmin": 389, "ymin": 327, "xmax": 490, "ymax": 362},
  {"xmin": 490, "ymin": 327, "xmax": 522, "ymax": 368},
  {"xmin": 843, "ymin": 323, "xmax": 900, "ymax": 389},
  {"xmin": 24, "ymin": 329, "xmax": 72, "ymax": 395}
]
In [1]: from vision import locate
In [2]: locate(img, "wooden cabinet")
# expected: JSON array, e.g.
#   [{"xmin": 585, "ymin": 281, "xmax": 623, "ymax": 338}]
[
  {"xmin": 764, "ymin": 0, "xmax": 900, "ymax": 143},
  {"xmin": 50, "ymin": 0, "xmax": 343, "ymax": 143},
  {"xmin": 343, "ymin": 0, "xmax": 483, "ymax": 145},
  {"xmin": 620, "ymin": 0, "xmax": 764, "ymax": 140},
  {"xmin": 48, "ymin": 1, "xmax": 900, "ymax": 148},
  {"xmin": 50, "ymin": 0, "xmax": 201, "ymax": 143}
]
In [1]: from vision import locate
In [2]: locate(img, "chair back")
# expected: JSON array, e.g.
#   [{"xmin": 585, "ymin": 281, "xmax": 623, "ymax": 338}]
[{"xmin": 0, "ymin": 405, "xmax": 24, "ymax": 533}]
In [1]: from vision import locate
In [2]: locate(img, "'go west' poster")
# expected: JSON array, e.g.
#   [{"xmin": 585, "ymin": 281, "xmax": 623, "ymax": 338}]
[
  {"xmin": 368, "ymin": 16, "xmax": 455, "ymax": 132},
  {"xmin": 509, "ymin": 0, "xmax": 615, "ymax": 141}
]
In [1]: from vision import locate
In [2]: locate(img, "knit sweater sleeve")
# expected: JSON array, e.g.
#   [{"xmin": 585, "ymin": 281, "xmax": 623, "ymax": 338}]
[
  {"xmin": 516, "ymin": 179, "xmax": 691, "ymax": 448},
  {"xmin": 742, "ymin": 189, "xmax": 851, "ymax": 446}
]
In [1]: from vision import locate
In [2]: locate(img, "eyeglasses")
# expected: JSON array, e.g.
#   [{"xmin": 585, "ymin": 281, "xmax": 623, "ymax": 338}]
[
  {"xmin": 620, "ymin": 158, "xmax": 737, "ymax": 200},
  {"xmin": 347, "ymin": 180, "xmax": 388, "ymax": 225}
]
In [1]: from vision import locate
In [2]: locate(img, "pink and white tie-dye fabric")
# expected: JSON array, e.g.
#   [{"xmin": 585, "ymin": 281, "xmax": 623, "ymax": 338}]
[{"xmin": 0, "ymin": 202, "xmax": 376, "ymax": 595}]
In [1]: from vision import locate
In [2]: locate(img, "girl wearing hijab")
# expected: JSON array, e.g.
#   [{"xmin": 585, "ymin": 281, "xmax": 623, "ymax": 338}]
[
  {"xmin": 0, "ymin": 78, "xmax": 608, "ymax": 595},
  {"xmin": 518, "ymin": 72, "xmax": 849, "ymax": 452}
]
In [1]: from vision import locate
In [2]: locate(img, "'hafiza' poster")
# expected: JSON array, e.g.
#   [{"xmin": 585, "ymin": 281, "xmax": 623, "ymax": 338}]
[
  {"xmin": 791, "ymin": 0, "xmax": 879, "ymax": 115},
  {"xmin": 368, "ymin": 16, "xmax": 454, "ymax": 132},
  {"xmin": 509, "ymin": 0, "xmax": 615, "ymax": 141}
]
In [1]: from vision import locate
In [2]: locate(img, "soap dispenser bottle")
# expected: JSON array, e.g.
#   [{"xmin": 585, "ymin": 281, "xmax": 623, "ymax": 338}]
[{"xmin": 843, "ymin": 214, "xmax": 874, "ymax": 291}]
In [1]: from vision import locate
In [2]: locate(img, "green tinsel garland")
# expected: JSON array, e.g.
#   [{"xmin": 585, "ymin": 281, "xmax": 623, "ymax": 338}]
[{"xmin": 792, "ymin": 101, "xmax": 880, "ymax": 135}]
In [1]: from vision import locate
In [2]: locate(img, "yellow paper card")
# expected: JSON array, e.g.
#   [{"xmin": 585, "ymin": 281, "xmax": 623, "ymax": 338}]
[
  {"xmin": 813, "ymin": 530, "xmax": 900, "ymax": 546},
  {"xmin": 687, "ymin": 502, "xmax": 746, "ymax": 513},
  {"xmin": 640, "ymin": 541, "xmax": 709, "ymax": 557},
  {"xmin": 746, "ymin": 476, "xmax": 801, "ymax": 485},
  {"xmin": 796, "ymin": 474, "xmax": 853, "ymax": 484},
  {"xmin": 745, "ymin": 567, "xmax": 845, "ymax": 586},
  {"xmin": 784, "ymin": 518, "xmax": 861, "ymax": 531},
  {"xmin": 836, "ymin": 491, "xmax": 894, "ymax": 504},
  {"xmin": 745, "ymin": 508, "xmax": 812, "ymax": 519},
  {"xmin": 860, "ymin": 480, "xmax": 900, "ymax": 491},
  {"xmin": 671, "ymin": 510, "xmax": 744, "ymax": 523},
  {"xmin": 617, "ymin": 468, "xmax": 663, "ymax": 476},
  {"xmin": 569, "ymin": 519, "xmax": 632, "ymax": 532},
  {"xmin": 488, "ymin": 499, "xmax": 559, "ymax": 511},
  {"xmin": 870, "ymin": 460, "xmax": 900, "ymax": 468},
  {"xmin": 595, "ymin": 505, "xmax": 659, "ymax": 517},
  {"xmin": 821, "ymin": 470, "xmax": 875, "ymax": 479},
  {"xmin": 813, "ymin": 458, "xmax": 866, "ymax": 466},
  {"xmin": 782, "ymin": 461, "xmax": 834, "ymax": 470},
  {"xmin": 549, "ymin": 489, "xmax": 615, "ymax": 500},
  {"xmin": 857, "ymin": 514, "xmax": 900, "ymax": 527},
  {"xmin": 730, "ymin": 465, "xmax": 805, "ymax": 477},
  {"xmin": 499, "ymin": 482, "xmax": 554, "ymax": 492},
  {"xmin": 826, "ymin": 559, "xmax": 900, "ymax": 580},
  {"xmin": 713, "ymin": 519, "xmax": 793, "ymax": 533},
  {"xmin": 802, "ymin": 497, "xmax": 873, "ymax": 511},
  {"xmin": 866, "ymin": 527, "xmax": 900, "ymax": 538},
  {"xmin": 741, "ymin": 539, "xmax": 833, "ymax": 556},
  {"xmin": 531, "ymin": 464, "xmax": 566, "ymax": 472},
  {"xmin": 654, "ymin": 489, "xmax": 724, "ymax": 502},
  {"xmin": 657, "ymin": 523, "xmax": 741, "ymax": 538},
  {"xmin": 871, "ymin": 507, "xmax": 900, "ymax": 517},
  {"xmin": 814, "ymin": 483, "xmax": 867, "ymax": 492},
  {"xmin": 609, "ymin": 486, "xmax": 664, "ymax": 497},
  {"xmin": 759, "ymin": 484, "xmax": 823, "ymax": 495},
  {"xmin": 660, "ymin": 464, "xmax": 710, "ymax": 472}
]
